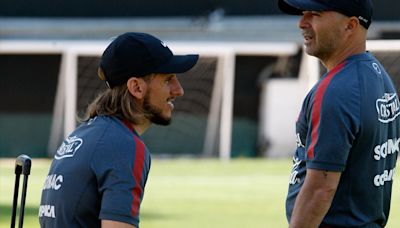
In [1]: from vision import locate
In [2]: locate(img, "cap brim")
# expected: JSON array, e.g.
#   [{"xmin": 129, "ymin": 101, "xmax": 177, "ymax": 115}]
[
  {"xmin": 153, "ymin": 54, "xmax": 199, "ymax": 74},
  {"xmin": 278, "ymin": 0, "xmax": 331, "ymax": 15}
]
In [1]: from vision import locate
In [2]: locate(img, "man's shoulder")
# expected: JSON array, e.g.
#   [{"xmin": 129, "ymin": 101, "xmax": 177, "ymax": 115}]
[
  {"xmin": 80, "ymin": 116, "xmax": 128, "ymax": 134},
  {"xmin": 70, "ymin": 116, "xmax": 134, "ymax": 152},
  {"xmin": 341, "ymin": 52, "xmax": 387, "ymax": 78}
]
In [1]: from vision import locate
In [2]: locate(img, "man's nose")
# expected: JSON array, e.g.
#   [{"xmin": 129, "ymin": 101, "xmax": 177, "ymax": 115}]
[{"xmin": 171, "ymin": 78, "xmax": 184, "ymax": 97}]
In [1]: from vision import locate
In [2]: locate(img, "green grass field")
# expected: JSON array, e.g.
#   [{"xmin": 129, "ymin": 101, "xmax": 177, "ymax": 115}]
[{"xmin": 1, "ymin": 158, "xmax": 400, "ymax": 228}]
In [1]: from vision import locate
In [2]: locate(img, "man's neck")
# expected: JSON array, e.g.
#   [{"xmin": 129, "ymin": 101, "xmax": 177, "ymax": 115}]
[
  {"xmin": 322, "ymin": 31, "xmax": 367, "ymax": 71},
  {"xmin": 133, "ymin": 122, "xmax": 151, "ymax": 135},
  {"xmin": 323, "ymin": 43, "xmax": 366, "ymax": 71}
]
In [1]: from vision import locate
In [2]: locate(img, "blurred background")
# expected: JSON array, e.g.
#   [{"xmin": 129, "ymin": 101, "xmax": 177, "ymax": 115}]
[
  {"xmin": 1, "ymin": 1, "xmax": 400, "ymax": 228},
  {"xmin": 1, "ymin": 0, "xmax": 399, "ymax": 160}
]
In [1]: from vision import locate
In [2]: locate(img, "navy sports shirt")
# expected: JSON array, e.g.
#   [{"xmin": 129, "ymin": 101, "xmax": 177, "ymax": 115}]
[
  {"xmin": 39, "ymin": 115, "xmax": 151, "ymax": 227},
  {"xmin": 286, "ymin": 52, "xmax": 400, "ymax": 227}
]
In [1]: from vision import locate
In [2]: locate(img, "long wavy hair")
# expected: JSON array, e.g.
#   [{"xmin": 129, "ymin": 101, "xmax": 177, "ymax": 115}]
[{"xmin": 81, "ymin": 73, "xmax": 153, "ymax": 124}]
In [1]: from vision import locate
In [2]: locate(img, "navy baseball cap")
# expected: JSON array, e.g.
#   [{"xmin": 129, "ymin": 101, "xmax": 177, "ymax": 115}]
[
  {"xmin": 99, "ymin": 32, "xmax": 199, "ymax": 88},
  {"xmin": 278, "ymin": 0, "xmax": 373, "ymax": 29}
]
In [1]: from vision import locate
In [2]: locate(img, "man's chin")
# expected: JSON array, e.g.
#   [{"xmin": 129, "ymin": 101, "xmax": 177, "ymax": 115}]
[{"xmin": 150, "ymin": 115, "xmax": 171, "ymax": 126}]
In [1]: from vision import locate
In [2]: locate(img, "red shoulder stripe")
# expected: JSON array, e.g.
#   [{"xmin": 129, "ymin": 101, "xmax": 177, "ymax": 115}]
[
  {"xmin": 121, "ymin": 119, "xmax": 146, "ymax": 217},
  {"xmin": 131, "ymin": 135, "xmax": 145, "ymax": 217},
  {"xmin": 307, "ymin": 62, "xmax": 346, "ymax": 159}
]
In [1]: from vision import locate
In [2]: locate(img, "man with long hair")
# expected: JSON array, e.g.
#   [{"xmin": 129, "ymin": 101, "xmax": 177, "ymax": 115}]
[{"xmin": 39, "ymin": 32, "xmax": 198, "ymax": 228}]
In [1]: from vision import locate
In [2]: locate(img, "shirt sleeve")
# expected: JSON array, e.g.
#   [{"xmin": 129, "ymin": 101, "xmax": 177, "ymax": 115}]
[
  {"xmin": 305, "ymin": 67, "xmax": 361, "ymax": 172},
  {"xmin": 91, "ymin": 129, "xmax": 150, "ymax": 227}
]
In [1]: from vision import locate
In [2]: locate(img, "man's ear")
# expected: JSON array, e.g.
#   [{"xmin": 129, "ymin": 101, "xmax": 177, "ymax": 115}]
[
  {"xmin": 345, "ymin": 16, "xmax": 359, "ymax": 32},
  {"xmin": 127, "ymin": 77, "xmax": 146, "ymax": 99}
]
